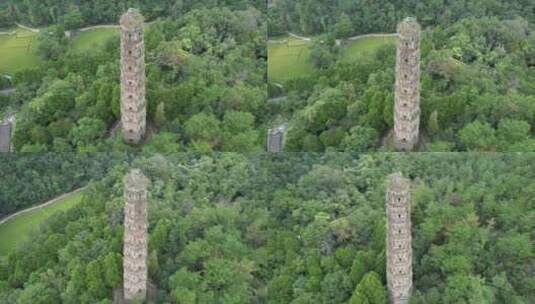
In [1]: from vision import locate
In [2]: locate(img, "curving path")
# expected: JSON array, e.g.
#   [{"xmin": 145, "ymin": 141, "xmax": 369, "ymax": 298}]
[
  {"xmin": 78, "ymin": 24, "xmax": 119, "ymax": 32},
  {"xmin": 283, "ymin": 31, "xmax": 397, "ymax": 43},
  {"xmin": 15, "ymin": 22, "xmax": 40, "ymax": 33},
  {"xmin": 15, "ymin": 23, "xmax": 121, "ymax": 33},
  {"xmin": 346, "ymin": 33, "xmax": 398, "ymax": 41},
  {"xmin": 14, "ymin": 21, "xmax": 154, "ymax": 37},
  {"xmin": 288, "ymin": 32, "xmax": 311, "ymax": 41},
  {"xmin": 0, "ymin": 187, "xmax": 86, "ymax": 226},
  {"xmin": 0, "ymin": 30, "xmax": 16, "ymax": 35},
  {"xmin": 268, "ymin": 39, "xmax": 287, "ymax": 44}
]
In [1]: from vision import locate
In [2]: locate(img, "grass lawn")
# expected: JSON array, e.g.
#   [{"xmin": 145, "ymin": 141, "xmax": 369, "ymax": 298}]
[
  {"xmin": 0, "ymin": 191, "xmax": 84, "ymax": 256},
  {"xmin": 0, "ymin": 28, "xmax": 40, "ymax": 74},
  {"xmin": 71, "ymin": 27, "xmax": 119, "ymax": 52},
  {"xmin": 268, "ymin": 36, "xmax": 315, "ymax": 82},
  {"xmin": 341, "ymin": 36, "xmax": 396, "ymax": 62},
  {"xmin": 268, "ymin": 35, "xmax": 396, "ymax": 82}
]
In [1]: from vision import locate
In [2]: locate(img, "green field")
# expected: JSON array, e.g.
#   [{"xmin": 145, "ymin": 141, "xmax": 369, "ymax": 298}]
[
  {"xmin": 268, "ymin": 35, "xmax": 396, "ymax": 82},
  {"xmin": 341, "ymin": 36, "xmax": 396, "ymax": 62},
  {"xmin": 71, "ymin": 27, "xmax": 119, "ymax": 52},
  {"xmin": 0, "ymin": 28, "xmax": 40, "ymax": 74},
  {"xmin": 268, "ymin": 36, "xmax": 315, "ymax": 82},
  {"xmin": 0, "ymin": 191, "xmax": 84, "ymax": 256},
  {"xmin": 0, "ymin": 26, "xmax": 120, "ymax": 74}
]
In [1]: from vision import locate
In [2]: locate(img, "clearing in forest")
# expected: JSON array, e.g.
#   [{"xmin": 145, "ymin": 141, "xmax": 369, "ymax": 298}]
[
  {"xmin": 341, "ymin": 35, "xmax": 396, "ymax": 62},
  {"xmin": 268, "ymin": 34, "xmax": 395, "ymax": 82},
  {"xmin": 0, "ymin": 190, "xmax": 84, "ymax": 256},
  {"xmin": 268, "ymin": 35, "xmax": 315, "ymax": 82},
  {"xmin": 0, "ymin": 28, "xmax": 40, "ymax": 74},
  {"xmin": 71, "ymin": 27, "xmax": 119, "ymax": 51}
]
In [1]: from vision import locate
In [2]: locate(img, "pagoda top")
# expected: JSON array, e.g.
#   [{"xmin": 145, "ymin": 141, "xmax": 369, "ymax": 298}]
[
  {"xmin": 397, "ymin": 17, "xmax": 421, "ymax": 35},
  {"xmin": 387, "ymin": 172, "xmax": 410, "ymax": 192},
  {"xmin": 124, "ymin": 169, "xmax": 149, "ymax": 190},
  {"xmin": 120, "ymin": 8, "xmax": 144, "ymax": 29}
]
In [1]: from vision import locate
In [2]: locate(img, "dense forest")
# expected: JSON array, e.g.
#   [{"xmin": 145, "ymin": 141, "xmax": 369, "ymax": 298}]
[
  {"xmin": 0, "ymin": 153, "xmax": 533, "ymax": 303},
  {"xmin": 273, "ymin": 16, "xmax": 535, "ymax": 152},
  {"xmin": 2, "ymin": 3, "xmax": 267, "ymax": 153},
  {"xmin": 0, "ymin": 153, "xmax": 126, "ymax": 217},
  {"xmin": 1, "ymin": 0, "xmax": 265, "ymax": 28},
  {"xmin": 1, "ymin": 1, "xmax": 534, "ymax": 303},
  {"xmin": 268, "ymin": 0, "xmax": 535, "ymax": 37},
  {"xmin": 2, "ymin": 1, "xmax": 534, "ymax": 152}
]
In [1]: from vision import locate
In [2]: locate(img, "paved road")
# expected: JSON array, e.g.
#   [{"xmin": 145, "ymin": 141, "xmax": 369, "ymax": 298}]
[{"xmin": 0, "ymin": 187, "xmax": 86, "ymax": 226}]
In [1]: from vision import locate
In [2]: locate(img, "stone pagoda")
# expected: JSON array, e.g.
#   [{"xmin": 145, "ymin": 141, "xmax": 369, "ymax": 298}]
[
  {"xmin": 120, "ymin": 8, "xmax": 146, "ymax": 144},
  {"xmin": 394, "ymin": 17, "xmax": 421, "ymax": 151},
  {"xmin": 123, "ymin": 169, "xmax": 149, "ymax": 302},
  {"xmin": 385, "ymin": 172, "xmax": 413, "ymax": 304}
]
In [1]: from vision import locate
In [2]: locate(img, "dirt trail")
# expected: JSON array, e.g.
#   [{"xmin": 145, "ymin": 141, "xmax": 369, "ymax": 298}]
[{"xmin": 0, "ymin": 187, "xmax": 86, "ymax": 226}]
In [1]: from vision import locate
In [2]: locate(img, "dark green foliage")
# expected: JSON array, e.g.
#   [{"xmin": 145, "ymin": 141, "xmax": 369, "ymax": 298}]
[
  {"xmin": 0, "ymin": 153, "xmax": 126, "ymax": 217},
  {"xmin": 6, "ymin": 0, "xmax": 265, "ymax": 28},
  {"xmin": 269, "ymin": 0, "xmax": 535, "ymax": 37},
  {"xmin": 349, "ymin": 271, "xmax": 386, "ymax": 304},
  {"xmin": 4, "ymin": 2, "xmax": 534, "ymax": 152},
  {"xmin": 281, "ymin": 16, "xmax": 535, "ymax": 152},
  {"xmin": 309, "ymin": 40, "xmax": 337, "ymax": 69},
  {"xmin": 10, "ymin": 5, "xmax": 266, "ymax": 153},
  {"xmin": 1, "ymin": 153, "xmax": 533, "ymax": 303},
  {"xmin": 35, "ymin": 25, "xmax": 68, "ymax": 60}
]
